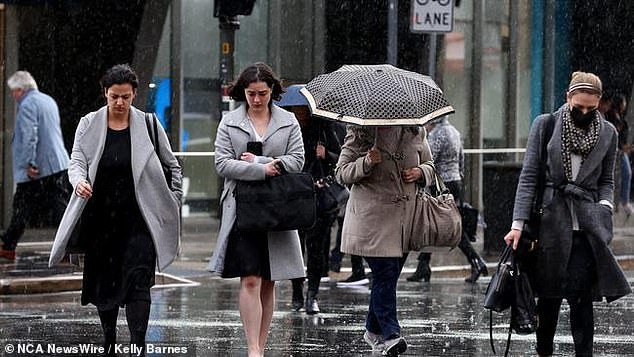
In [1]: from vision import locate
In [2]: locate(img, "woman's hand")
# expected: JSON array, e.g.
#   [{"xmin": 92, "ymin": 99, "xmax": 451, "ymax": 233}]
[
  {"xmin": 401, "ymin": 167, "xmax": 423, "ymax": 183},
  {"xmin": 503, "ymin": 229, "xmax": 522, "ymax": 250},
  {"xmin": 265, "ymin": 159, "xmax": 282, "ymax": 177},
  {"xmin": 240, "ymin": 152, "xmax": 256, "ymax": 163},
  {"xmin": 75, "ymin": 180, "xmax": 93, "ymax": 199},
  {"xmin": 316, "ymin": 143, "xmax": 326, "ymax": 159},
  {"xmin": 366, "ymin": 146, "xmax": 382, "ymax": 165}
]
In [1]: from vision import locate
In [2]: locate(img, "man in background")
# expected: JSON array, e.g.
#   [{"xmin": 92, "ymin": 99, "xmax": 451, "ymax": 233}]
[{"xmin": 0, "ymin": 71, "xmax": 70, "ymax": 260}]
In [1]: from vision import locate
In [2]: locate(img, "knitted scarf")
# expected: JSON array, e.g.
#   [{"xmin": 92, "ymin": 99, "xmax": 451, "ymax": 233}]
[{"xmin": 561, "ymin": 106, "xmax": 600, "ymax": 181}]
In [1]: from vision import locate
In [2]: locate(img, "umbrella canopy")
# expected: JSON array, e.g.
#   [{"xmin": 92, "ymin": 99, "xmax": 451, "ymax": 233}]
[
  {"xmin": 274, "ymin": 84, "xmax": 309, "ymax": 107},
  {"xmin": 300, "ymin": 64, "xmax": 454, "ymax": 126}
]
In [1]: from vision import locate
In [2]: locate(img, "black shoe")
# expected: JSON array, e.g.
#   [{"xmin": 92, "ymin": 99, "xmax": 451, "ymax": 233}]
[
  {"xmin": 465, "ymin": 257, "xmax": 488, "ymax": 283},
  {"xmin": 305, "ymin": 291, "xmax": 320, "ymax": 315},
  {"xmin": 329, "ymin": 260, "xmax": 341, "ymax": 273},
  {"xmin": 336, "ymin": 274, "xmax": 370, "ymax": 287},
  {"xmin": 406, "ymin": 257, "xmax": 431, "ymax": 282}
]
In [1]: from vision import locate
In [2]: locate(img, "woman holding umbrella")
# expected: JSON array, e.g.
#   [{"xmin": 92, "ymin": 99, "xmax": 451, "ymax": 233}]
[
  {"xmin": 303, "ymin": 65, "xmax": 453, "ymax": 355},
  {"xmin": 336, "ymin": 126, "xmax": 435, "ymax": 355}
]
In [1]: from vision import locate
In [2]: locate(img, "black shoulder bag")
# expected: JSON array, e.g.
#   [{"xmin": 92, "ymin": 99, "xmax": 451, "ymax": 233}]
[
  {"xmin": 145, "ymin": 113, "xmax": 173, "ymax": 189},
  {"xmin": 235, "ymin": 163, "xmax": 317, "ymax": 232}
]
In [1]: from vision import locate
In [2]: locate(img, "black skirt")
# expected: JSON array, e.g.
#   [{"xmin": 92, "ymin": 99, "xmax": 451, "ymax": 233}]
[{"xmin": 222, "ymin": 224, "xmax": 271, "ymax": 280}]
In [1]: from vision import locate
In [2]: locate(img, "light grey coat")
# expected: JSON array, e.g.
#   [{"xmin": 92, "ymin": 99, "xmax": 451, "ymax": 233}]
[
  {"xmin": 208, "ymin": 104, "xmax": 306, "ymax": 281},
  {"xmin": 513, "ymin": 105, "xmax": 631, "ymax": 301},
  {"xmin": 49, "ymin": 106, "xmax": 183, "ymax": 271}
]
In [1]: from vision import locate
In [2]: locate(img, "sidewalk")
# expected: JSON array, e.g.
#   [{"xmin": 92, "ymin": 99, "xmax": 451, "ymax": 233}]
[{"xmin": 1, "ymin": 210, "xmax": 633, "ymax": 295}]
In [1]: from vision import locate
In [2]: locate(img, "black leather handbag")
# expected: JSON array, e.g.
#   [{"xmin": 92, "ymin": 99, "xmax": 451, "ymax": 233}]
[
  {"xmin": 235, "ymin": 172, "xmax": 317, "ymax": 232},
  {"xmin": 315, "ymin": 175, "xmax": 350, "ymax": 213},
  {"xmin": 484, "ymin": 245, "xmax": 514, "ymax": 312},
  {"xmin": 484, "ymin": 245, "xmax": 537, "ymax": 356}
]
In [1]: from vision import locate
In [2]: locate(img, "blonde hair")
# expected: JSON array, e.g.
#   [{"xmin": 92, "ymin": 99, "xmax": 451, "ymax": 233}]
[{"xmin": 567, "ymin": 71, "xmax": 602, "ymax": 97}]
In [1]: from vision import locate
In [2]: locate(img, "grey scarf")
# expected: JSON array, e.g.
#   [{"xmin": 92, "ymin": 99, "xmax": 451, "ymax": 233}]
[{"xmin": 561, "ymin": 106, "xmax": 600, "ymax": 181}]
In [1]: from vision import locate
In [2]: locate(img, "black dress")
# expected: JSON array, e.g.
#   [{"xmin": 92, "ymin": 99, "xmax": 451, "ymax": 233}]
[
  {"xmin": 222, "ymin": 224, "xmax": 271, "ymax": 280},
  {"xmin": 80, "ymin": 127, "xmax": 156, "ymax": 309}
]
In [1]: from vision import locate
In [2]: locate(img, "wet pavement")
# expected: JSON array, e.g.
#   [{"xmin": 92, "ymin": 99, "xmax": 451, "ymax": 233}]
[{"xmin": 1, "ymin": 214, "xmax": 633, "ymax": 356}]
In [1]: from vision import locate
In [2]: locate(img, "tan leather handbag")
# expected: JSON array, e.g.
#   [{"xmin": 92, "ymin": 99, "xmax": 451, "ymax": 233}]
[{"xmin": 410, "ymin": 170, "xmax": 462, "ymax": 250}]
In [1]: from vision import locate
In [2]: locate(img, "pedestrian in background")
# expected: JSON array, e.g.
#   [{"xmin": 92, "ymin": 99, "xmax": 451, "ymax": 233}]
[
  {"xmin": 283, "ymin": 103, "xmax": 344, "ymax": 314},
  {"xmin": 604, "ymin": 94, "xmax": 632, "ymax": 216},
  {"xmin": 208, "ymin": 63, "xmax": 305, "ymax": 357},
  {"xmin": 504, "ymin": 71, "xmax": 631, "ymax": 356},
  {"xmin": 49, "ymin": 64, "xmax": 183, "ymax": 356},
  {"xmin": 406, "ymin": 116, "xmax": 488, "ymax": 283},
  {"xmin": 330, "ymin": 207, "xmax": 370, "ymax": 287},
  {"xmin": 336, "ymin": 125, "xmax": 435, "ymax": 356},
  {"xmin": 1, "ymin": 71, "xmax": 70, "ymax": 261}
]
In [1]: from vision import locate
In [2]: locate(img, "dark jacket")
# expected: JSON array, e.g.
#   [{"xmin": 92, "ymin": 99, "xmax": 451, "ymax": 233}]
[
  {"xmin": 302, "ymin": 118, "xmax": 345, "ymax": 179},
  {"xmin": 513, "ymin": 105, "xmax": 631, "ymax": 302}
]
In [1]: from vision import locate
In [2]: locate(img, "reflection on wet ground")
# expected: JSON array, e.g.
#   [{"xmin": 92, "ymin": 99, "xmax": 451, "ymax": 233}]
[{"xmin": 1, "ymin": 275, "xmax": 633, "ymax": 356}]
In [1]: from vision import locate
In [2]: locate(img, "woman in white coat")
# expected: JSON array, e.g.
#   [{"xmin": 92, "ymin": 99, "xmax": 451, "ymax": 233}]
[
  {"xmin": 49, "ymin": 64, "xmax": 182, "ymax": 356},
  {"xmin": 209, "ymin": 62, "xmax": 305, "ymax": 357}
]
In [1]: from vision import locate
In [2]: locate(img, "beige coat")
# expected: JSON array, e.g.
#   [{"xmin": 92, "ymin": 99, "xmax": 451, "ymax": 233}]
[
  {"xmin": 49, "ymin": 106, "xmax": 183, "ymax": 271},
  {"xmin": 336, "ymin": 127, "xmax": 434, "ymax": 257}
]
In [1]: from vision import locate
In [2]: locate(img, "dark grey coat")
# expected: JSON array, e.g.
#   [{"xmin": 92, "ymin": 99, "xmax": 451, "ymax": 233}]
[{"xmin": 512, "ymin": 105, "xmax": 631, "ymax": 302}]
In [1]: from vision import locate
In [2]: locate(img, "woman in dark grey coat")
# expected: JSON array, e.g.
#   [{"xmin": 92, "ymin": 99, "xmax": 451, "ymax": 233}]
[{"xmin": 505, "ymin": 71, "xmax": 631, "ymax": 356}]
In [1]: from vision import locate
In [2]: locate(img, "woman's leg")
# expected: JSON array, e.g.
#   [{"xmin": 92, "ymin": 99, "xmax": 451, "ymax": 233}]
[
  {"xmin": 240, "ymin": 275, "xmax": 264, "ymax": 357},
  {"xmin": 568, "ymin": 295, "xmax": 594, "ymax": 356},
  {"xmin": 126, "ymin": 300, "xmax": 151, "ymax": 356},
  {"xmin": 258, "ymin": 280, "xmax": 276, "ymax": 353},
  {"xmin": 364, "ymin": 255, "xmax": 407, "ymax": 340},
  {"xmin": 97, "ymin": 307, "xmax": 119, "ymax": 357},
  {"xmin": 536, "ymin": 297, "xmax": 562, "ymax": 356},
  {"xmin": 620, "ymin": 151, "xmax": 632, "ymax": 210}
]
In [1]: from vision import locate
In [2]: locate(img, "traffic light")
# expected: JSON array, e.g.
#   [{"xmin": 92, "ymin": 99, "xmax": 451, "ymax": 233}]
[{"xmin": 213, "ymin": 0, "xmax": 256, "ymax": 18}]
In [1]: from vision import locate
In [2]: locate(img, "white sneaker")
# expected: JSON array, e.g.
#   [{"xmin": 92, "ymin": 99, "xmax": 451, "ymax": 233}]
[
  {"xmin": 320, "ymin": 276, "xmax": 331, "ymax": 283},
  {"xmin": 382, "ymin": 336, "xmax": 407, "ymax": 356},
  {"xmin": 363, "ymin": 330, "xmax": 385, "ymax": 352},
  {"xmin": 337, "ymin": 275, "xmax": 370, "ymax": 287}
]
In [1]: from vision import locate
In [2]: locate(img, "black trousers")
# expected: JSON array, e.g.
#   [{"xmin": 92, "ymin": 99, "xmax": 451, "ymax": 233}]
[
  {"xmin": 536, "ymin": 232, "xmax": 596, "ymax": 357},
  {"xmin": 304, "ymin": 212, "xmax": 337, "ymax": 294},
  {"xmin": 2, "ymin": 171, "xmax": 70, "ymax": 250},
  {"xmin": 330, "ymin": 215, "xmax": 365, "ymax": 276}
]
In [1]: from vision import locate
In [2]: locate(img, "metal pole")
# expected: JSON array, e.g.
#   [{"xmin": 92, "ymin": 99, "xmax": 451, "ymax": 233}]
[
  {"xmin": 170, "ymin": 0, "xmax": 183, "ymax": 152},
  {"xmin": 219, "ymin": 16, "xmax": 239, "ymax": 117},
  {"xmin": 542, "ymin": 0, "xmax": 556, "ymax": 112},
  {"xmin": 387, "ymin": 0, "xmax": 398, "ymax": 65},
  {"xmin": 428, "ymin": 33, "xmax": 437, "ymax": 78}
]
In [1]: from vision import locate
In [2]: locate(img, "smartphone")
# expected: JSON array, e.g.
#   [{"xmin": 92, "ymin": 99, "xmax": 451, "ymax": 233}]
[{"xmin": 246, "ymin": 141, "xmax": 263, "ymax": 156}]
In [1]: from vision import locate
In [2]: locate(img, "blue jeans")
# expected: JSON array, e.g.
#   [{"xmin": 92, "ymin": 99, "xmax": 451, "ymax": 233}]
[
  {"xmin": 619, "ymin": 150, "xmax": 631, "ymax": 205},
  {"xmin": 364, "ymin": 255, "xmax": 408, "ymax": 339}
]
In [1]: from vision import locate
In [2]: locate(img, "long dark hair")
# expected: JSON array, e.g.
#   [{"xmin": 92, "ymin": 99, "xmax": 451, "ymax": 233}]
[{"xmin": 229, "ymin": 62, "xmax": 283, "ymax": 103}]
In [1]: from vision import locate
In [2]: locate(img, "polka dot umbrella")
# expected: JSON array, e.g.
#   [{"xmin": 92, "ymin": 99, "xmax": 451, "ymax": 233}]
[{"xmin": 300, "ymin": 64, "xmax": 454, "ymax": 126}]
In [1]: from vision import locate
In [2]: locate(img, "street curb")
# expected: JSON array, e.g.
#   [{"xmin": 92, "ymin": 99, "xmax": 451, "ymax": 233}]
[
  {"xmin": 0, "ymin": 272, "xmax": 199, "ymax": 295},
  {"xmin": 2, "ymin": 256, "xmax": 632, "ymax": 295}
]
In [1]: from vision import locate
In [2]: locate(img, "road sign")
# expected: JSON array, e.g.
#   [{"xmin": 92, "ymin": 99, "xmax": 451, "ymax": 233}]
[{"xmin": 410, "ymin": 0, "xmax": 454, "ymax": 33}]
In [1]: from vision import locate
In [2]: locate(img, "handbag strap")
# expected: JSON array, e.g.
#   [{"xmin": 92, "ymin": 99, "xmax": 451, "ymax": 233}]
[
  {"xmin": 145, "ymin": 113, "xmax": 162, "ymax": 160},
  {"xmin": 533, "ymin": 114, "xmax": 556, "ymax": 214}
]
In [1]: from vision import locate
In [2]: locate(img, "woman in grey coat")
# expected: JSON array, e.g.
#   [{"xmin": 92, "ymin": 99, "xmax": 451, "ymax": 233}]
[
  {"xmin": 49, "ymin": 65, "xmax": 182, "ymax": 356},
  {"xmin": 505, "ymin": 71, "xmax": 631, "ymax": 356},
  {"xmin": 208, "ymin": 63, "xmax": 305, "ymax": 357}
]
